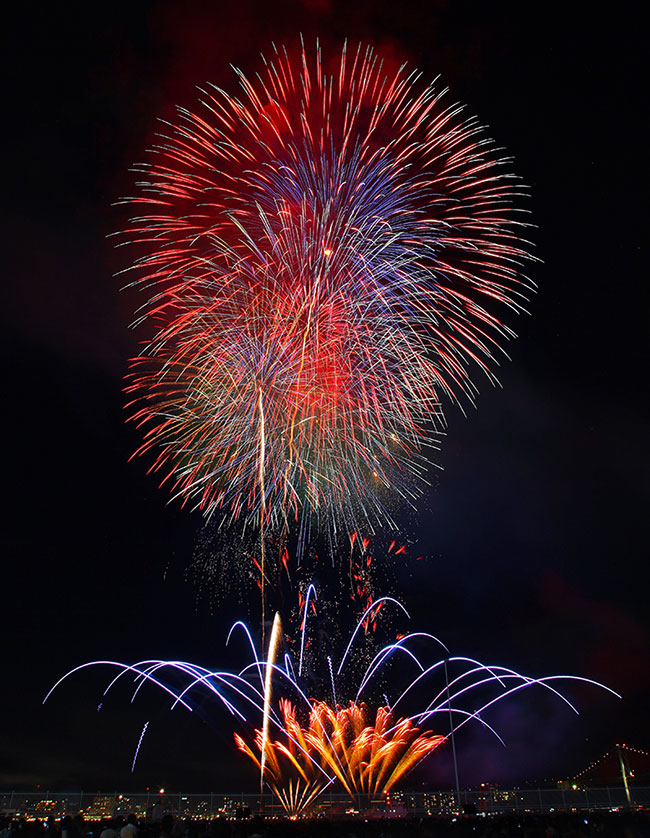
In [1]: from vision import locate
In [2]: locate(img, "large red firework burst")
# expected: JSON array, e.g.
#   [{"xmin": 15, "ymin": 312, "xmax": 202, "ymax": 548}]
[{"xmin": 121, "ymin": 41, "xmax": 534, "ymax": 543}]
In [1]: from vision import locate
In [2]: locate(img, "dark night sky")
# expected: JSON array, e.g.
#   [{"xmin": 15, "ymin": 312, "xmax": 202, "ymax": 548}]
[{"xmin": 2, "ymin": 1, "xmax": 647, "ymax": 793}]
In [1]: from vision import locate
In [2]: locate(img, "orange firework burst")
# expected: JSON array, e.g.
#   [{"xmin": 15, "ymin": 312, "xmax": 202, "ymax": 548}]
[
  {"xmin": 235, "ymin": 698, "xmax": 444, "ymax": 814},
  {"xmin": 308, "ymin": 701, "xmax": 444, "ymax": 798},
  {"xmin": 235, "ymin": 698, "xmax": 330, "ymax": 816}
]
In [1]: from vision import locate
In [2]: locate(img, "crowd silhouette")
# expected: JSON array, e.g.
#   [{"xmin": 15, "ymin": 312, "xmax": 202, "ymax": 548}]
[{"xmin": 1, "ymin": 809, "xmax": 648, "ymax": 838}]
